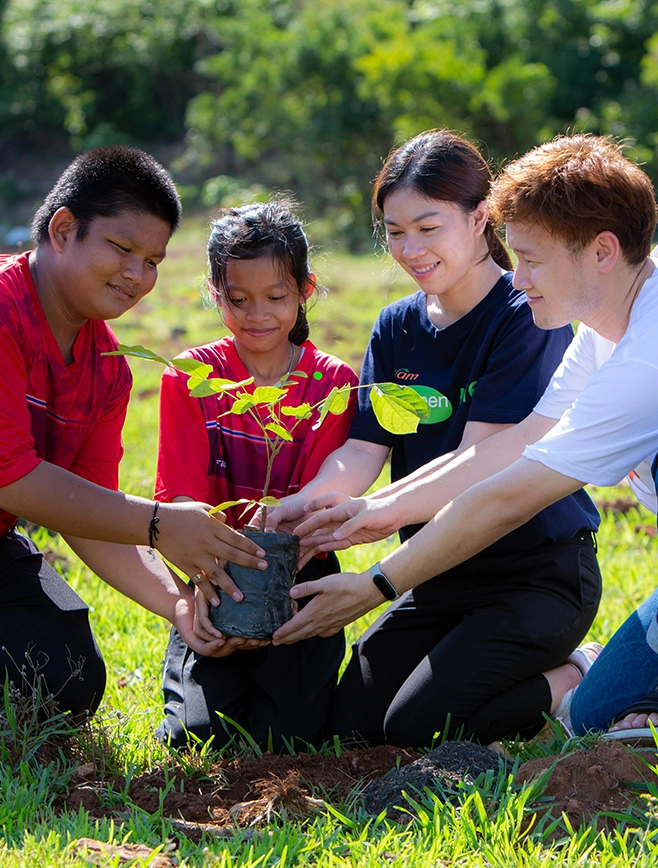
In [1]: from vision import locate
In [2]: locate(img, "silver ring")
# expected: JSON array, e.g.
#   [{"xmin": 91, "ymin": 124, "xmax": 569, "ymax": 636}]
[{"xmin": 190, "ymin": 572, "xmax": 205, "ymax": 585}]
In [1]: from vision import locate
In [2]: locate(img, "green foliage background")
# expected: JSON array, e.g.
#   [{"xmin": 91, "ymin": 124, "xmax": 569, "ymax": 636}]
[{"xmin": 2, "ymin": 0, "xmax": 658, "ymax": 246}]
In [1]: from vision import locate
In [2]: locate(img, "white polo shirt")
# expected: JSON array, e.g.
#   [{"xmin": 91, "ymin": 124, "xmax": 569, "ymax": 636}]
[{"xmin": 524, "ymin": 266, "xmax": 658, "ymax": 514}]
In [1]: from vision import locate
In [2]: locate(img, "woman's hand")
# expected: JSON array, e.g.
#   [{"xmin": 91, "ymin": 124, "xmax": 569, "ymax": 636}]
[
  {"xmin": 272, "ymin": 570, "xmax": 385, "ymax": 644},
  {"xmin": 294, "ymin": 495, "xmax": 405, "ymax": 565},
  {"xmin": 254, "ymin": 493, "xmax": 309, "ymax": 534},
  {"xmin": 155, "ymin": 501, "xmax": 268, "ymax": 605}
]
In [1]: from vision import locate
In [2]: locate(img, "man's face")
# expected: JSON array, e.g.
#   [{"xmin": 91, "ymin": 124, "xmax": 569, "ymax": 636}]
[
  {"xmin": 54, "ymin": 208, "xmax": 170, "ymax": 325},
  {"xmin": 506, "ymin": 221, "xmax": 598, "ymax": 330}
]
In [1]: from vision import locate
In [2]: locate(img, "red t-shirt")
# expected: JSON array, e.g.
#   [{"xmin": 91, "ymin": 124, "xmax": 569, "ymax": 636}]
[
  {"xmin": 0, "ymin": 252, "xmax": 133, "ymax": 536},
  {"xmin": 155, "ymin": 337, "xmax": 358, "ymax": 528}
]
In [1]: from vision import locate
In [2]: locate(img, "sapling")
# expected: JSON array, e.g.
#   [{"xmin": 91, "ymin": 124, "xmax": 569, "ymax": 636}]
[{"xmin": 106, "ymin": 343, "xmax": 429, "ymax": 530}]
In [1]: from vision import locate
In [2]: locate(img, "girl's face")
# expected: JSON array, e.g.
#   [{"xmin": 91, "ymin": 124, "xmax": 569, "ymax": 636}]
[
  {"xmin": 216, "ymin": 254, "xmax": 306, "ymax": 354},
  {"xmin": 383, "ymin": 187, "xmax": 489, "ymax": 297}
]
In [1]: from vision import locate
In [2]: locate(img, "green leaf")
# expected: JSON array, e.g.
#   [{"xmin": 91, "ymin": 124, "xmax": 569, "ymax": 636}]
[
  {"xmin": 209, "ymin": 499, "xmax": 253, "ymax": 515},
  {"xmin": 258, "ymin": 496, "xmax": 281, "ymax": 507},
  {"xmin": 190, "ymin": 377, "xmax": 253, "ymax": 397},
  {"xmin": 252, "ymin": 386, "xmax": 288, "ymax": 404},
  {"xmin": 226, "ymin": 395, "xmax": 256, "ymax": 414},
  {"xmin": 313, "ymin": 386, "xmax": 339, "ymax": 430},
  {"xmin": 313, "ymin": 384, "xmax": 352, "ymax": 430},
  {"xmin": 101, "ymin": 343, "xmax": 169, "ymax": 365},
  {"xmin": 172, "ymin": 358, "xmax": 213, "ymax": 379},
  {"xmin": 327, "ymin": 384, "xmax": 351, "ymax": 415},
  {"xmin": 280, "ymin": 403, "xmax": 312, "ymax": 419},
  {"xmin": 288, "ymin": 370, "xmax": 308, "ymax": 378},
  {"xmin": 375, "ymin": 383, "xmax": 430, "ymax": 420},
  {"xmin": 265, "ymin": 422, "xmax": 293, "ymax": 441},
  {"xmin": 370, "ymin": 384, "xmax": 429, "ymax": 434}
]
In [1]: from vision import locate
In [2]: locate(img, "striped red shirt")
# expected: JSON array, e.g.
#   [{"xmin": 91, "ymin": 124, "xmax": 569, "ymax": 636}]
[{"xmin": 155, "ymin": 336, "xmax": 358, "ymax": 528}]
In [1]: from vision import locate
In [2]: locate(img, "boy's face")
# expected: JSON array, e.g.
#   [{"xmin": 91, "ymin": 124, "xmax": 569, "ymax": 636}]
[
  {"xmin": 506, "ymin": 221, "xmax": 599, "ymax": 330},
  {"xmin": 52, "ymin": 208, "xmax": 170, "ymax": 324}
]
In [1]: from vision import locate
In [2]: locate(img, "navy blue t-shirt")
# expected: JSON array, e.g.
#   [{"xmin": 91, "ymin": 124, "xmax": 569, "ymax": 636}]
[{"xmin": 349, "ymin": 273, "xmax": 599, "ymax": 554}]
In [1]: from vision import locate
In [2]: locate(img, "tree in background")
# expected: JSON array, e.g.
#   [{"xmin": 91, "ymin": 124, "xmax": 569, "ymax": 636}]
[{"xmin": 1, "ymin": 0, "xmax": 658, "ymax": 245}]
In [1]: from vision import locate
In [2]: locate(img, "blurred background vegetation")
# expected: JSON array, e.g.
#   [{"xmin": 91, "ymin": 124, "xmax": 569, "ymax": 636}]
[{"xmin": 2, "ymin": 0, "xmax": 658, "ymax": 248}]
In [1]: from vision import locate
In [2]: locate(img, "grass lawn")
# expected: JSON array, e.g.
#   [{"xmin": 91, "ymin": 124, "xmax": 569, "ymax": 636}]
[{"xmin": 2, "ymin": 218, "xmax": 658, "ymax": 866}]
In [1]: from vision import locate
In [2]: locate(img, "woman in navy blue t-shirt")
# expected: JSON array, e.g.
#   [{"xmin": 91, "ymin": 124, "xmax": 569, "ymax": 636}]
[{"xmin": 268, "ymin": 131, "xmax": 601, "ymax": 747}]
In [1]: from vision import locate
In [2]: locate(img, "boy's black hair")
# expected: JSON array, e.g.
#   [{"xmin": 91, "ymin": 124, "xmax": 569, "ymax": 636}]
[
  {"xmin": 31, "ymin": 146, "xmax": 182, "ymax": 244},
  {"xmin": 207, "ymin": 199, "xmax": 313, "ymax": 345}
]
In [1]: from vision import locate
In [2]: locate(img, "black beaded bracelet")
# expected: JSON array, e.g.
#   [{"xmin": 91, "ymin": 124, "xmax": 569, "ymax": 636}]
[{"xmin": 148, "ymin": 502, "xmax": 160, "ymax": 551}]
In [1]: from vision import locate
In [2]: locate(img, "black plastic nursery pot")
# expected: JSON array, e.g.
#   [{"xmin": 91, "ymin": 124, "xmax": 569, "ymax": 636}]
[{"xmin": 210, "ymin": 529, "xmax": 299, "ymax": 639}]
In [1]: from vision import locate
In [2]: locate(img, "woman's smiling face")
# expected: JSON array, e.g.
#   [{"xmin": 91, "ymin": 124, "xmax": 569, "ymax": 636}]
[{"xmin": 383, "ymin": 187, "xmax": 488, "ymax": 299}]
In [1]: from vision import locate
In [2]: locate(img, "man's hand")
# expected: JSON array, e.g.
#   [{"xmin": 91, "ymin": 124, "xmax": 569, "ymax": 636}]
[
  {"xmin": 156, "ymin": 501, "xmax": 268, "ymax": 605},
  {"xmin": 272, "ymin": 570, "xmax": 385, "ymax": 645}
]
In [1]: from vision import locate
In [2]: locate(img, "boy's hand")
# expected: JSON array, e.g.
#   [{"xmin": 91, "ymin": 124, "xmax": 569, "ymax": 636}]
[{"xmin": 156, "ymin": 501, "xmax": 268, "ymax": 605}]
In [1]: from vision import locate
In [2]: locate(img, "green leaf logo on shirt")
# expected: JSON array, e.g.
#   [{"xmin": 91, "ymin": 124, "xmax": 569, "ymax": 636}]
[{"xmin": 409, "ymin": 385, "xmax": 453, "ymax": 424}]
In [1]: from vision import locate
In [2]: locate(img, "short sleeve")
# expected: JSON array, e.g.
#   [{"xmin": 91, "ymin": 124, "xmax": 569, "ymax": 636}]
[
  {"xmin": 534, "ymin": 325, "xmax": 615, "ymax": 421},
  {"xmin": 466, "ymin": 300, "xmax": 574, "ymax": 425},
  {"xmin": 0, "ymin": 307, "xmax": 42, "ymax": 487},
  {"xmin": 524, "ymin": 354, "xmax": 658, "ymax": 486},
  {"xmin": 155, "ymin": 365, "xmax": 212, "ymax": 503},
  {"xmin": 348, "ymin": 311, "xmax": 397, "ymax": 447}
]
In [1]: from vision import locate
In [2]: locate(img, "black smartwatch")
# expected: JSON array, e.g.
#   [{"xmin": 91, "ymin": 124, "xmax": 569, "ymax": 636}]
[{"xmin": 369, "ymin": 561, "xmax": 401, "ymax": 601}]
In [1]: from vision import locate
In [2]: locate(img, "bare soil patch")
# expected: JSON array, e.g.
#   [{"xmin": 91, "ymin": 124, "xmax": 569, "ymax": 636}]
[
  {"xmin": 57, "ymin": 745, "xmax": 420, "ymax": 841},
  {"xmin": 55, "ymin": 740, "xmax": 658, "ymax": 846},
  {"xmin": 517, "ymin": 741, "xmax": 658, "ymax": 829}
]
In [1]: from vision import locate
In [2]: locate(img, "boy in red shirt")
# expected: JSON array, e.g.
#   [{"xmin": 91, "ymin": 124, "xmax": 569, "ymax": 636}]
[{"xmin": 0, "ymin": 147, "xmax": 266, "ymax": 720}]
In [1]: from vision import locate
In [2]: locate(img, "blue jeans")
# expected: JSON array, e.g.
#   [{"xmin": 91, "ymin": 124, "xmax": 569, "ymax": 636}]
[{"xmin": 571, "ymin": 588, "xmax": 658, "ymax": 733}]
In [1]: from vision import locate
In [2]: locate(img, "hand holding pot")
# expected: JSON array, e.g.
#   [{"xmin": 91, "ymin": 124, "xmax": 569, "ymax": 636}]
[
  {"xmin": 193, "ymin": 585, "xmax": 270, "ymax": 657},
  {"xmin": 271, "ymin": 570, "xmax": 385, "ymax": 644},
  {"xmin": 154, "ymin": 501, "xmax": 268, "ymax": 605}
]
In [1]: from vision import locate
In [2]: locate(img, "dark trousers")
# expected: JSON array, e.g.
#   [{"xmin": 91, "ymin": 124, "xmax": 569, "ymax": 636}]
[
  {"xmin": 0, "ymin": 530, "xmax": 106, "ymax": 720},
  {"xmin": 158, "ymin": 552, "xmax": 346, "ymax": 752},
  {"xmin": 328, "ymin": 534, "xmax": 601, "ymax": 748}
]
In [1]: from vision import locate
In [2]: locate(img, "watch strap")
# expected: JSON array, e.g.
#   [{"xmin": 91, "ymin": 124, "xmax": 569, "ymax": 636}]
[{"xmin": 369, "ymin": 561, "xmax": 401, "ymax": 601}]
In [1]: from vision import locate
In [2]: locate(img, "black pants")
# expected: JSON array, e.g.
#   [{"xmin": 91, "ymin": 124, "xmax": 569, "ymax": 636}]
[
  {"xmin": 158, "ymin": 552, "xmax": 346, "ymax": 752},
  {"xmin": 0, "ymin": 530, "xmax": 106, "ymax": 720},
  {"xmin": 327, "ymin": 533, "xmax": 601, "ymax": 748}
]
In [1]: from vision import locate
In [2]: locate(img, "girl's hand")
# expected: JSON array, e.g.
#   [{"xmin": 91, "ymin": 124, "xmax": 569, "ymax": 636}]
[
  {"xmin": 192, "ymin": 585, "xmax": 270, "ymax": 657},
  {"xmin": 170, "ymin": 593, "xmax": 226, "ymax": 657},
  {"xmin": 156, "ymin": 501, "xmax": 268, "ymax": 605},
  {"xmin": 271, "ymin": 570, "xmax": 384, "ymax": 644}
]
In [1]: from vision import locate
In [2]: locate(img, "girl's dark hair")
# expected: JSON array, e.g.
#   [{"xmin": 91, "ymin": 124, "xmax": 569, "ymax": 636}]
[
  {"xmin": 207, "ymin": 199, "xmax": 312, "ymax": 345},
  {"xmin": 32, "ymin": 146, "xmax": 181, "ymax": 244},
  {"xmin": 373, "ymin": 130, "xmax": 513, "ymax": 271}
]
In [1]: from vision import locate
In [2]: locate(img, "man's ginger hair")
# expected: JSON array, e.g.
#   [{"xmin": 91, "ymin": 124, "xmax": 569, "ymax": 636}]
[{"xmin": 488, "ymin": 135, "xmax": 657, "ymax": 266}]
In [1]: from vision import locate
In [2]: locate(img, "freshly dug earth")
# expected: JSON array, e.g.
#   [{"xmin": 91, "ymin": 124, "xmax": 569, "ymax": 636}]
[
  {"xmin": 362, "ymin": 742, "xmax": 511, "ymax": 817},
  {"xmin": 57, "ymin": 745, "xmax": 420, "ymax": 840},
  {"xmin": 517, "ymin": 741, "xmax": 658, "ymax": 829},
  {"xmin": 56, "ymin": 740, "xmax": 658, "ymax": 843}
]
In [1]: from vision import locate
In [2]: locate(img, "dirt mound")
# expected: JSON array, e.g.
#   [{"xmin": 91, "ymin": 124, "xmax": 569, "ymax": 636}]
[
  {"xmin": 57, "ymin": 745, "xmax": 419, "ymax": 840},
  {"xmin": 517, "ymin": 741, "xmax": 658, "ymax": 829},
  {"xmin": 362, "ymin": 742, "xmax": 511, "ymax": 817}
]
